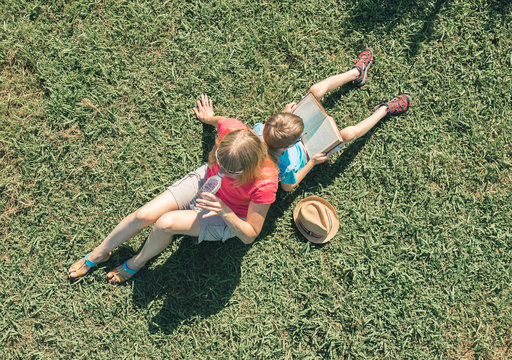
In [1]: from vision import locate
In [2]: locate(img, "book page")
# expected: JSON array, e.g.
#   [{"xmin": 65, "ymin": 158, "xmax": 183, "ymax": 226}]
[
  {"xmin": 293, "ymin": 94, "xmax": 326, "ymax": 135},
  {"xmin": 293, "ymin": 93, "xmax": 343, "ymax": 157},
  {"xmin": 302, "ymin": 116, "xmax": 341, "ymax": 155}
]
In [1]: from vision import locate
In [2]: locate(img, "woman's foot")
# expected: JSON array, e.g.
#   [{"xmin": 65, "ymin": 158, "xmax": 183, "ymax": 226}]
[
  {"xmin": 352, "ymin": 48, "xmax": 374, "ymax": 87},
  {"xmin": 68, "ymin": 252, "xmax": 111, "ymax": 280},
  {"xmin": 373, "ymin": 94, "xmax": 412, "ymax": 116},
  {"xmin": 106, "ymin": 261, "xmax": 139, "ymax": 284}
]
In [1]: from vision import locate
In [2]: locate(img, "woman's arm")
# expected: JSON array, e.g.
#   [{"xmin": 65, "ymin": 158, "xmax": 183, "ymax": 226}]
[
  {"xmin": 197, "ymin": 194, "xmax": 270, "ymax": 244},
  {"xmin": 280, "ymin": 153, "xmax": 328, "ymax": 191},
  {"xmin": 193, "ymin": 94, "xmax": 226, "ymax": 126},
  {"xmin": 221, "ymin": 202, "xmax": 270, "ymax": 244}
]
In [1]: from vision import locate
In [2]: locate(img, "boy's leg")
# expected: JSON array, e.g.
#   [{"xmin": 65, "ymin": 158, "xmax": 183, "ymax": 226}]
[
  {"xmin": 309, "ymin": 48, "xmax": 374, "ymax": 100},
  {"xmin": 340, "ymin": 107, "xmax": 388, "ymax": 144},
  {"xmin": 309, "ymin": 69, "xmax": 360, "ymax": 100},
  {"xmin": 106, "ymin": 210, "xmax": 200, "ymax": 283},
  {"xmin": 68, "ymin": 191, "xmax": 179, "ymax": 278},
  {"xmin": 340, "ymin": 94, "xmax": 412, "ymax": 144}
]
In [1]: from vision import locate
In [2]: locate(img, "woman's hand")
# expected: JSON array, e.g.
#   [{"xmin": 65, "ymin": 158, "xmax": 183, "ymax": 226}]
[
  {"xmin": 193, "ymin": 94, "xmax": 215, "ymax": 123},
  {"xmin": 283, "ymin": 102, "xmax": 297, "ymax": 113},
  {"xmin": 311, "ymin": 153, "xmax": 328, "ymax": 165},
  {"xmin": 196, "ymin": 192, "xmax": 232, "ymax": 218}
]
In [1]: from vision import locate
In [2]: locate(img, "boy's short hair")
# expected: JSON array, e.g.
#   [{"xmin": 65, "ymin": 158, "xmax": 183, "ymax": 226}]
[{"xmin": 263, "ymin": 113, "xmax": 304, "ymax": 149}]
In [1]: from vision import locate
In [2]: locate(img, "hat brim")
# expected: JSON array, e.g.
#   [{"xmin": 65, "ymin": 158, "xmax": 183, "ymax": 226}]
[{"xmin": 293, "ymin": 196, "xmax": 340, "ymax": 244}]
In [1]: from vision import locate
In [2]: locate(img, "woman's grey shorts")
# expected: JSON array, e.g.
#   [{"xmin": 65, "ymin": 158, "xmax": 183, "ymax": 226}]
[{"xmin": 166, "ymin": 164, "xmax": 237, "ymax": 244}]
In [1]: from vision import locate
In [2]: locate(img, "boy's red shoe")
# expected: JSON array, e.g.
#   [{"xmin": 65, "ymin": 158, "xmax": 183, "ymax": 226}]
[
  {"xmin": 373, "ymin": 94, "xmax": 412, "ymax": 116},
  {"xmin": 352, "ymin": 48, "xmax": 374, "ymax": 87}
]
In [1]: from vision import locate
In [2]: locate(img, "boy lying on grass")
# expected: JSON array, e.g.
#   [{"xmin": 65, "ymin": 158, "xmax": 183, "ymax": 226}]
[{"xmin": 253, "ymin": 48, "xmax": 412, "ymax": 191}]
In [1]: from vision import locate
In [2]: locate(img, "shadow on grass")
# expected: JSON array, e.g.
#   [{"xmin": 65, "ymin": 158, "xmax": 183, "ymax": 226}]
[
  {"xmin": 201, "ymin": 123, "xmax": 216, "ymax": 162},
  {"xmin": 485, "ymin": 0, "xmax": 512, "ymax": 29},
  {"xmin": 105, "ymin": 122, "xmax": 244, "ymax": 335},
  {"xmin": 308, "ymin": 125, "xmax": 379, "ymax": 191},
  {"xmin": 346, "ymin": 0, "xmax": 450, "ymax": 58},
  {"xmin": 321, "ymin": 83, "xmax": 358, "ymax": 110},
  {"xmin": 406, "ymin": 0, "xmax": 449, "ymax": 57},
  {"xmin": 131, "ymin": 237, "xmax": 248, "ymax": 334}
]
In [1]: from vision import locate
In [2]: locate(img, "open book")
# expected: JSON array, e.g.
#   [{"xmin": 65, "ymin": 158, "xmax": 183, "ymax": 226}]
[{"xmin": 292, "ymin": 92, "xmax": 344, "ymax": 159}]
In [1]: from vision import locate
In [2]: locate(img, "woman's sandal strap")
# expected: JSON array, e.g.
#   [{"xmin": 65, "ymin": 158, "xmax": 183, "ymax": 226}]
[
  {"xmin": 84, "ymin": 252, "xmax": 98, "ymax": 267},
  {"xmin": 122, "ymin": 261, "xmax": 137, "ymax": 274},
  {"xmin": 84, "ymin": 252, "xmax": 111, "ymax": 268}
]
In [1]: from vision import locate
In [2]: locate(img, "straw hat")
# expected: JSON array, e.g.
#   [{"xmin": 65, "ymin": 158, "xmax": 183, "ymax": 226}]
[{"xmin": 293, "ymin": 196, "xmax": 339, "ymax": 244}]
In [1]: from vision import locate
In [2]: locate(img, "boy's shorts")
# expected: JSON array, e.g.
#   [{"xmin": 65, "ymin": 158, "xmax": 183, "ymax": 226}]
[{"xmin": 166, "ymin": 164, "xmax": 237, "ymax": 244}]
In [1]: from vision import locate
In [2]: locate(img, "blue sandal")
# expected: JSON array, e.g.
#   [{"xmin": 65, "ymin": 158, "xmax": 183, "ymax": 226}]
[
  {"xmin": 106, "ymin": 261, "xmax": 138, "ymax": 284},
  {"xmin": 68, "ymin": 252, "xmax": 111, "ymax": 280}
]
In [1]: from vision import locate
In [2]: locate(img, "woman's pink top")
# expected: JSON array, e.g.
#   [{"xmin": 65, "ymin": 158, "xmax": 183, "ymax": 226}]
[{"xmin": 206, "ymin": 118, "xmax": 278, "ymax": 219}]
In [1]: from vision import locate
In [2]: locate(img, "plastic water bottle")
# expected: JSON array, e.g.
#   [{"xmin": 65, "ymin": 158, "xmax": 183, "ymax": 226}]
[{"xmin": 190, "ymin": 173, "xmax": 224, "ymax": 212}]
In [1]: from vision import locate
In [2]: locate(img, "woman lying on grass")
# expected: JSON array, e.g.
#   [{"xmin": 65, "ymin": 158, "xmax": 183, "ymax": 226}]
[{"xmin": 68, "ymin": 98, "xmax": 278, "ymax": 284}]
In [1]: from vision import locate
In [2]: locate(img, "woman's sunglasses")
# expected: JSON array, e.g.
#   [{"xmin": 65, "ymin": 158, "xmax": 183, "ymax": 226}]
[{"xmin": 215, "ymin": 148, "xmax": 244, "ymax": 175}]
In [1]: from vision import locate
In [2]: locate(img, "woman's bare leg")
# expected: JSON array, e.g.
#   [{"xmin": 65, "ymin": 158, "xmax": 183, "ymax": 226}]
[
  {"xmin": 68, "ymin": 190, "xmax": 179, "ymax": 278},
  {"xmin": 106, "ymin": 210, "xmax": 200, "ymax": 283}
]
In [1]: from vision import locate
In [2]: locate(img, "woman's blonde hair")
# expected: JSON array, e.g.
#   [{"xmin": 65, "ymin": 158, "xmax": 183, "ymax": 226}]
[
  {"xmin": 209, "ymin": 129, "xmax": 276, "ymax": 185},
  {"xmin": 263, "ymin": 113, "xmax": 304, "ymax": 162}
]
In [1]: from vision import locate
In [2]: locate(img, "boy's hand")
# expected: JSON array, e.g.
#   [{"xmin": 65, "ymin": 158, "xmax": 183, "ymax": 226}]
[
  {"xmin": 283, "ymin": 102, "xmax": 297, "ymax": 113},
  {"xmin": 193, "ymin": 94, "xmax": 215, "ymax": 123},
  {"xmin": 311, "ymin": 153, "xmax": 328, "ymax": 165}
]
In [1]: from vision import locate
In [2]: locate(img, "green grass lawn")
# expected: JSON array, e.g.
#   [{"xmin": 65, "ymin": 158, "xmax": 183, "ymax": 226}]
[{"xmin": 1, "ymin": 0, "xmax": 511, "ymax": 358}]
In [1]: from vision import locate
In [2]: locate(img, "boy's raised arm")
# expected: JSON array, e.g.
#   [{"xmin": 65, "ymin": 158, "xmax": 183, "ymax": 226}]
[{"xmin": 193, "ymin": 94, "xmax": 226, "ymax": 126}]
